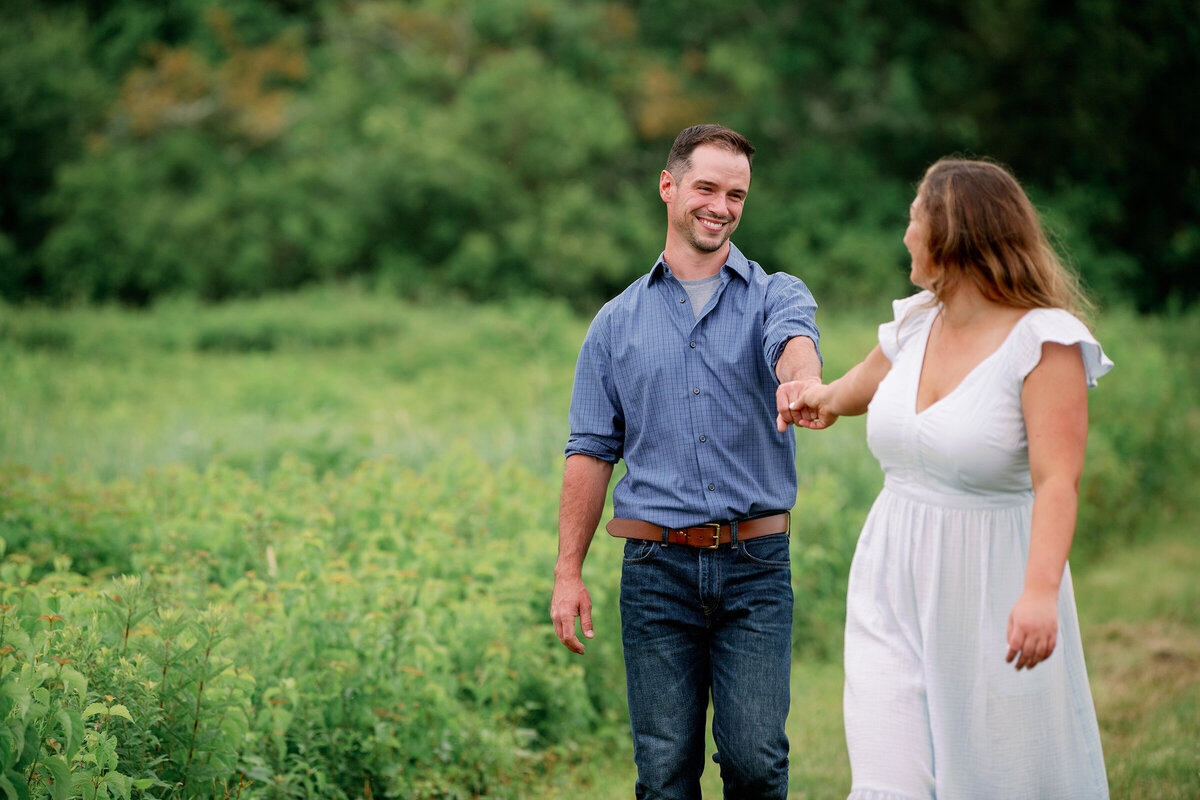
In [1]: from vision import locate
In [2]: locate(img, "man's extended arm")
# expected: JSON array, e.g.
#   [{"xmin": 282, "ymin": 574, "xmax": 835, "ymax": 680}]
[
  {"xmin": 774, "ymin": 335, "xmax": 823, "ymax": 431},
  {"xmin": 551, "ymin": 453, "xmax": 615, "ymax": 655}
]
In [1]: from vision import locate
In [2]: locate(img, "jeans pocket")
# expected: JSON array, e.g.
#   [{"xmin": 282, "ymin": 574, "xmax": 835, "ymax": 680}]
[
  {"xmin": 622, "ymin": 539, "xmax": 660, "ymax": 565},
  {"xmin": 738, "ymin": 533, "xmax": 791, "ymax": 567}
]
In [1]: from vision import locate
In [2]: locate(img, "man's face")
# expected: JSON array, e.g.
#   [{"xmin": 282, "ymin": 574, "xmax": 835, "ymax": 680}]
[{"xmin": 661, "ymin": 144, "xmax": 751, "ymax": 255}]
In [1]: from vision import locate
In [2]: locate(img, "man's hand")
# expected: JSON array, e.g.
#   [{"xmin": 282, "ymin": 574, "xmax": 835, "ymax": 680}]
[
  {"xmin": 551, "ymin": 573, "xmax": 594, "ymax": 655},
  {"xmin": 776, "ymin": 378, "xmax": 834, "ymax": 431},
  {"xmin": 553, "ymin": 455, "xmax": 612, "ymax": 655},
  {"xmin": 1006, "ymin": 588, "xmax": 1059, "ymax": 670}
]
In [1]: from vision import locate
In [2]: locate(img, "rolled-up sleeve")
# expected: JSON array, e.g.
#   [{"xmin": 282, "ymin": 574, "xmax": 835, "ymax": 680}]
[
  {"xmin": 565, "ymin": 310, "xmax": 624, "ymax": 463},
  {"xmin": 762, "ymin": 273, "xmax": 821, "ymax": 373}
]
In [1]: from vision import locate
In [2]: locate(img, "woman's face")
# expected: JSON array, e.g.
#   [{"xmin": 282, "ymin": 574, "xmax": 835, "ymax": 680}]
[{"xmin": 904, "ymin": 195, "xmax": 936, "ymax": 290}]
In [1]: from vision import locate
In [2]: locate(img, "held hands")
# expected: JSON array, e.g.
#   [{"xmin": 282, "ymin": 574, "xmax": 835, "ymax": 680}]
[
  {"xmin": 1006, "ymin": 588, "xmax": 1059, "ymax": 670},
  {"xmin": 776, "ymin": 379, "xmax": 840, "ymax": 432},
  {"xmin": 551, "ymin": 573, "xmax": 594, "ymax": 655}
]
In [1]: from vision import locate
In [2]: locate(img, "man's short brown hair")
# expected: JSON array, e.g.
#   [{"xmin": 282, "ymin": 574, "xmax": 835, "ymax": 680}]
[{"xmin": 665, "ymin": 124, "xmax": 755, "ymax": 177}]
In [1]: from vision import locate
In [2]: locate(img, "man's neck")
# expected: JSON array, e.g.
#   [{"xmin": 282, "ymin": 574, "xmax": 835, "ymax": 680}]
[{"xmin": 663, "ymin": 241, "xmax": 730, "ymax": 281}]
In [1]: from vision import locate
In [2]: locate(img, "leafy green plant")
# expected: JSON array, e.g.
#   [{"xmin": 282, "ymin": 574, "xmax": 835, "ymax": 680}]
[{"xmin": 0, "ymin": 445, "xmax": 620, "ymax": 798}]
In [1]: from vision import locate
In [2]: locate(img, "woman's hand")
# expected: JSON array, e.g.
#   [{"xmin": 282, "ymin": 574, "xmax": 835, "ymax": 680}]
[
  {"xmin": 776, "ymin": 377, "xmax": 825, "ymax": 431},
  {"xmin": 787, "ymin": 382, "xmax": 841, "ymax": 430},
  {"xmin": 777, "ymin": 344, "xmax": 892, "ymax": 432},
  {"xmin": 1005, "ymin": 588, "xmax": 1059, "ymax": 670}
]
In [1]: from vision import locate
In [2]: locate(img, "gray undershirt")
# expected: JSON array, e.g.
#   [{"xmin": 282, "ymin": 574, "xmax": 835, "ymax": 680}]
[{"xmin": 678, "ymin": 272, "xmax": 723, "ymax": 320}]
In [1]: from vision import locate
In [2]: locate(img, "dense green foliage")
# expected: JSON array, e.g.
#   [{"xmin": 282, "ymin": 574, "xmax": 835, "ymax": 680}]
[
  {"xmin": 1, "ymin": 0, "xmax": 1196, "ymax": 310},
  {"xmin": 1, "ymin": 289, "xmax": 1198, "ymax": 796},
  {"xmin": 2, "ymin": 455, "xmax": 611, "ymax": 799}
]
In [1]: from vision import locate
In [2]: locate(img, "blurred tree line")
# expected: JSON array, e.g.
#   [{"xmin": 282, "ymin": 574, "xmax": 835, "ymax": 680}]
[{"xmin": 1, "ymin": 0, "xmax": 1195, "ymax": 312}]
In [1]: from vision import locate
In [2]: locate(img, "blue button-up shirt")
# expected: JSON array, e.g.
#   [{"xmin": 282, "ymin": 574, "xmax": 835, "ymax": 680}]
[{"xmin": 565, "ymin": 243, "xmax": 820, "ymax": 528}]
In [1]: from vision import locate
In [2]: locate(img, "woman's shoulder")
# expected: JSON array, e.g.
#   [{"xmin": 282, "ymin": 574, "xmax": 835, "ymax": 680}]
[
  {"xmin": 890, "ymin": 290, "xmax": 938, "ymax": 322},
  {"xmin": 878, "ymin": 291, "xmax": 937, "ymax": 361},
  {"xmin": 1010, "ymin": 307, "xmax": 1113, "ymax": 387},
  {"xmin": 1021, "ymin": 305, "xmax": 1090, "ymax": 331}
]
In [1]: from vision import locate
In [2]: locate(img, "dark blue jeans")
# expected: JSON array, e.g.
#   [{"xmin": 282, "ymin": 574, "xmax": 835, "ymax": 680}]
[{"xmin": 620, "ymin": 532, "xmax": 793, "ymax": 800}]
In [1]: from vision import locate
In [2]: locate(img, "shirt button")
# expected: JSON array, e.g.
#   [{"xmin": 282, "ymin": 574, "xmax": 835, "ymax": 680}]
[
  {"xmin": 689, "ymin": 341, "xmax": 696, "ymax": 348},
  {"xmin": 707, "ymin": 484, "xmax": 716, "ymax": 491},
  {"xmin": 699, "ymin": 435, "xmax": 707, "ymax": 442},
  {"xmin": 679, "ymin": 297, "xmax": 687, "ymax": 303},
  {"xmin": 693, "ymin": 388, "xmax": 700, "ymax": 395}
]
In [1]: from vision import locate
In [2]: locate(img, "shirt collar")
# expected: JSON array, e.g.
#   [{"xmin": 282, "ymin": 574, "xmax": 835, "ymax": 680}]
[{"xmin": 650, "ymin": 242, "xmax": 752, "ymax": 285}]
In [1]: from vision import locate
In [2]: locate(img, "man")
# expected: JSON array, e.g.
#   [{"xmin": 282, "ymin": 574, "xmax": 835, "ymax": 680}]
[{"xmin": 550, "ymin": 124, "xmax": 822, "ymax": 799}]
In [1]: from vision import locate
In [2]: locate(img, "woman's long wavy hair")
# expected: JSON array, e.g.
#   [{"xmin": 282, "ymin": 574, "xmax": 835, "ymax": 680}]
[{"xmin": 917, "ymin": 158, "xmax": 1093, "ymax": 320}]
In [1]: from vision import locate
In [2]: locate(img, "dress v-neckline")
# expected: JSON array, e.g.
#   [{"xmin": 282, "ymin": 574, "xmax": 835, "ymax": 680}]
[{"xmin": 913, "ymin": 306, "xmax": 1033, "ymax": 416}]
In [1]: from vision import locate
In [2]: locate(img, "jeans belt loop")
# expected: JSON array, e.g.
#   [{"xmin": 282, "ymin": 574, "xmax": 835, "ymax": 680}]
[
  {"xmin": 660, "ymin": 526, "xmax": 669, "ymax": 547},
  {"xmin": 730, "ymin": 519, "xmax": 739, "ymax": 549}
]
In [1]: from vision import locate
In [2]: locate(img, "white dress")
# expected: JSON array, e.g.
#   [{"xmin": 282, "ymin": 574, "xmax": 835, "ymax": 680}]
[{"xmin": 844, "ymin": 291, "xmax": 1112, "ymax": 800}]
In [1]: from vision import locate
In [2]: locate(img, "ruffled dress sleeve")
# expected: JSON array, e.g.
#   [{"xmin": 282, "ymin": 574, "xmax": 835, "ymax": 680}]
[
  {"xmin": 878, "ymin": 290, "xmax": 938, "ymax": 363},
  {"xmin": 1009, "ymin": 308, "xmax": 1114, "ymax": 388}
]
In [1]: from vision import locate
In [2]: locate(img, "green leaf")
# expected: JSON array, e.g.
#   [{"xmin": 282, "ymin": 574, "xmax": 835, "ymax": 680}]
[
  {"xmin": 17, "ymin": 722, "xmax": 37, "ymax": 768},
  {"xmin": 0, "ymin": 630, "xmax": 34, "ymax": 664},
  {"xmin": 82, "ymin": 702, "xmax": 133, "ymax": 723},
  {"xmin": 71, "ymin": 771, "xmax": 97, "ymax": 794},
  {"xmin": 59, "ymin": 667, "xmax": 87, "ymax": 700},
  {"xmin": 43, "ymin": 755, "xmax": 71, "ymax": 800},
  {"xmin": 30, "ymin": 687, "xmax": 50, "ymax": 708},
  {"xmin": 103, "ymin": 770, "xmax": 132, "ymax": 800},
  {"xmin": 4, "ymin": 671, "xmax": 34, "ymax": 717},
  {"xmin": 106, "ymin": 704, "xmax": 133, "ymax": 723},
  {"xmin": 55, "ymin": 708, "xmax": 83, "ymax": 761},
  {"xmin": 0, "ymin": 726, "xmax": 14, "ymax": 772},
  {"xmin": 2, "ymin": 726, "xmax": 24, "ymax": 770},
  {"xmin": 131, "ymin": 778, "xmax": 156, "ymax": 790},
  {"xmin": 0, "ymin": 768, "xmax": 30, "ymax": 800}
]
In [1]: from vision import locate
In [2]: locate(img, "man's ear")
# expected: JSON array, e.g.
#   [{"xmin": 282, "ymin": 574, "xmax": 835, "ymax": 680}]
[{"xmin": 659, "ymin": 170, "xmax": 674, "ymax": 203}]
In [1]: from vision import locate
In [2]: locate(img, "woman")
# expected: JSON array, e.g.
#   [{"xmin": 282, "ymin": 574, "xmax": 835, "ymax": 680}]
[{"xmin": 791, "ymin": 158, "xmax": 1111, "ymax": 798}]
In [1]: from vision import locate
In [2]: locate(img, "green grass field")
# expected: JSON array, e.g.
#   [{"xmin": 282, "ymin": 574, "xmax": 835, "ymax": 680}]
[
  {"xmin": 524, "ymin": 526, "xmax": 1200, "ymax": 799},
  {"xmin": 2, "ymin": 286, "xmax": 1197, "ymax": 798}
]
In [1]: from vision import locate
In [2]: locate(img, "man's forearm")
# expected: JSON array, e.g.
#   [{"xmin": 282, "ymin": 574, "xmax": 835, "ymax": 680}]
[
  {"xmin": 776, "ymin": 335, "xmax": 822, "ymax": 384},
  {"xmin": 556, "ymin": 454, "xmax": 615, "ymax": 578}
]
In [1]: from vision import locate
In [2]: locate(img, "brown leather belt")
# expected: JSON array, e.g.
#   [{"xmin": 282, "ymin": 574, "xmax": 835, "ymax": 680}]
[{"xmin": 606, "ymin": 512, "xmax": 790, "ymax": 549}]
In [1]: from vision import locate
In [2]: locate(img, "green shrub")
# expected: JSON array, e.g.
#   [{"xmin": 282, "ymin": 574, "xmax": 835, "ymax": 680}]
[{"xmin": 0, "ymin": 449, "xmax": 619, "ymax": 798}]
